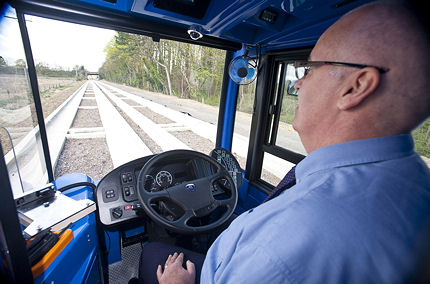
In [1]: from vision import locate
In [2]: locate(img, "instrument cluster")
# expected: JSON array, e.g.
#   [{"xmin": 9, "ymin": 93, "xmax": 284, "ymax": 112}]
[{"xmin": 142, "ymin": 166, "xmax": 190, "ymax": 192}]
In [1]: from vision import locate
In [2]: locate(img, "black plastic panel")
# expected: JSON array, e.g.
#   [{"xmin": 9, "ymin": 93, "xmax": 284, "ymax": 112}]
[
  {"xmin": 95, "ymin": 155, "xmax": 154, "ymax": 226},
  {"xmin": 153, "ymin": 0, "xmax": 210, "ymax": 19}
]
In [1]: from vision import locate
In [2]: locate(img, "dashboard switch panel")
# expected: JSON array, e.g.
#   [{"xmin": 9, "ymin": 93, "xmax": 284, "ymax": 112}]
[
  {"xmin": 120, "ymin": 172, "xmax": 138, "ymax": 202},
  {"xmin": 102, "ymin": 187, "xmax": 119, "ymax": 203},
  {"xmin": 96, "ymin": 156, "xmax": 154, "ymax": 226}
]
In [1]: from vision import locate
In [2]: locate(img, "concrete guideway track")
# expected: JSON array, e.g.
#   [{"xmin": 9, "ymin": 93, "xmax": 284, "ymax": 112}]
[
  {"xmin": 97, "ymin": 81, "xmax": 295, "ymax": 178},
  {"xmin": 94, "ymin": 81, "xmax": 191, "ymax": 153},
  {"xmin": 7, "ymin": 79, "xmax": 295, "ymax": 197},
  {"xmin": 92, "ymin": 82, "xmax": 152, "ymax": 167}
]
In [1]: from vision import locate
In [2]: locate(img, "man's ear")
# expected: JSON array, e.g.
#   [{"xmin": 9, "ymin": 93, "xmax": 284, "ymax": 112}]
[{"xmin": 337, "ymin": 67, "xmax": 380, "ymax": 110}]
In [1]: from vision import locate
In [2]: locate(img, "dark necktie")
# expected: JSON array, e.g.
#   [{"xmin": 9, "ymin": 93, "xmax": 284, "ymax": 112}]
[{"xmin": 263, "ymin": 166, "xmax": 296, "ymax": 203}]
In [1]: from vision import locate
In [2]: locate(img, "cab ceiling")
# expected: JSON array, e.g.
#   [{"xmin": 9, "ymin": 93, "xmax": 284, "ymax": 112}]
[
  {"xmin": 130, "ymin": 0, "xmax": 374, "ymax": 50},
  {"xmin": 9, "ymin": 0, "xmax": 376, "ymax": 51}
]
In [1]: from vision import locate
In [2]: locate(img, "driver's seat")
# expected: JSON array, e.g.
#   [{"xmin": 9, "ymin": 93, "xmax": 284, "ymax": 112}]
[{"xmin": 138, "ymin": 242, "xmax": 205, "ymax": 284}]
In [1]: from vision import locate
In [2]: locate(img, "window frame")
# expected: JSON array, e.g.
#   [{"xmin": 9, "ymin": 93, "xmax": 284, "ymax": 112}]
[{"xmin": 245, "ymin": 47, "xmax": 312, "ymax": 193}]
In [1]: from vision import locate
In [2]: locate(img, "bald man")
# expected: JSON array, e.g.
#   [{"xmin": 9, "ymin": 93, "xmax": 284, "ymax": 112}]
[{"xmin": 149, "ymin": 1, "xmax": 430, "ymax": 283}]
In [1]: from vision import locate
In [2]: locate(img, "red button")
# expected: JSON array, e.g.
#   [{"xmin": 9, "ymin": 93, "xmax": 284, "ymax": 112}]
[{"xmin": 124, "ymin": 205, "xmax": 132, "ymax": 210}]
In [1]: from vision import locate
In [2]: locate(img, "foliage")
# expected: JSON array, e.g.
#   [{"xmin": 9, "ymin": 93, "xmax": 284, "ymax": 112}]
[
  {"xmin": 36, "ymin": 62, "xmax": 87, "ymax": 79},
  {"xmin": 0, "ymin": 59, "xmax": 85, "ymax": 79},
  {"xmin": 237, "ymin": 81, "xmax": 257, "ymax": 114},
  {"xmin": 15, "ymin": 59, "xmax": 26, "ymax": 68},
  {"xmin": 0, "ymin": 56, "xmax": 6, "ymax": 66},
  {"xmin": 72, "ymin": 65, "xmax": 88, "ymax": 80},
  {"xmin": 280, "ymin": 94, "xmax": 298, "ymax": 125},
  {"xmin": 413, "ymin": 119, "xmax": 430, "ymax": 158},
  {"xmin": 99, "ymin": 32, "xmax": 226, "ymax": 103}
]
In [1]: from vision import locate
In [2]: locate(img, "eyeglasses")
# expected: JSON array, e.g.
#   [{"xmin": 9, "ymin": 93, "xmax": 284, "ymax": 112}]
[{"xmin": 294, "ymin": 60, "xmax": 389, "ymax": 80}]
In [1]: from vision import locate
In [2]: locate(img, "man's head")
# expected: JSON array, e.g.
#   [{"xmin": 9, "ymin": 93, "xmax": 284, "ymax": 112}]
[{"xmin": 292, "ymin": 1, "xmax": 430, "ymax": 153}]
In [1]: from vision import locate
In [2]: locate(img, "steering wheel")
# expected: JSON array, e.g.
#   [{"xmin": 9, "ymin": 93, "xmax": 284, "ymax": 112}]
[{"xmin": 137, "ymin": 149, "xmax": 238, "ymax": 234}]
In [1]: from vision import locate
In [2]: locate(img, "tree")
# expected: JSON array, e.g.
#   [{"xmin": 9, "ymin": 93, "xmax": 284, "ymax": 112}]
[
  {"xmin": 99, "ymin": 31, "xmax": 226, "ymax": 105},
  {"xmin": 0, "ymin": 56, "xmax": 6, "ymax": 66},
  {"xmin": 15, "ymin": 59, "xmax": 26, "ymax": 68},
  {"xmin": 71, "ymin": 65, "xmax": 88, "ymax": 80},
  {"xmin": 73, "ymin": 65, "xmax": 80, "ymax": 77}
]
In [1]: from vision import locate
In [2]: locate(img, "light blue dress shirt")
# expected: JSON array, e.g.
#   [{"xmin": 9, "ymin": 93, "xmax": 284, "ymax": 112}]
[{"xmin": 201, "ymin": 135, "xmax": 430, "ymax": 283}]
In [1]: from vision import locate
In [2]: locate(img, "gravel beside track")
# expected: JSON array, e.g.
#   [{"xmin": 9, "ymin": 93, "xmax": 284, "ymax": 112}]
[
  {"xmin": 54, "ymin": 138, "xmax": 113, "ymax": 180},
  {"xmin": 170, "ymin": 130, "xmax": 214, "ymax": 154},
  {"xmin": 79, "ymin": 99, "xmax": 97, "ymax": 106},
  {"xmin": 71, "ymin": 109, "xmax": 102, "ymax": 128},
  {"xmin": 122, "ymin": 99, "xmax": 138, "ymax": 105},
  {"xmin": 134, "ymin": 106, "xmax": 174, "ymax": 124}
]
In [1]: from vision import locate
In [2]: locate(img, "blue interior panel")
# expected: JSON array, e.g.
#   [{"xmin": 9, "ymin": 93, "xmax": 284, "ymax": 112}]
[
  {"xmin": 79, "ymin": 0, "xmax": 134, "ymax": 12},
  {"xmin": 34, "ymin": 212, "xmax": 99, "ymax": 283},
  {"xmin": 60, "ymin": 0, "xmax": 376, "ymax": 50}
]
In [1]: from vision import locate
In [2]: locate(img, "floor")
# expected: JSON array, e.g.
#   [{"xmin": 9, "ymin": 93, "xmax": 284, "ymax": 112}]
[{"xmin": 108, "ymin": 242, "xmax": 142, "ymax": 283}]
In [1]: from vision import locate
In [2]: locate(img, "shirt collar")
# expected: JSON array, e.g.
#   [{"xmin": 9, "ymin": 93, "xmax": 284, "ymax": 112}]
[{"xmin": 296, "ymin": 134, "xmax": 415, "ymax": 182}]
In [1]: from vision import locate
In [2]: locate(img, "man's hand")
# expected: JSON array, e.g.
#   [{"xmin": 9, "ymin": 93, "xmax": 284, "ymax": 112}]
[{"xmin": 156, "ymin": 252, "xmax": 196, "ymax": 284}]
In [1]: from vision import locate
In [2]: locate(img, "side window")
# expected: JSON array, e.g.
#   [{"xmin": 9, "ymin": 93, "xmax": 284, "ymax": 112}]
[
  {"xmin": 413, "ymin": 119, "xmax": 430, "ymax": 167},
  {"xmin": 274, "ymin": 63, "xmax": 306, "ymax": 155},
  {"xmin": 232, "ymin": 81, "xmax": 256, "ymax": 170},
  {"xmin": 253, "ymin": 51, "xmax": 310, "ymax": 188},
  {"xmin": 0, "ymin": 6, "xmax": 49, "ymax": 196}
]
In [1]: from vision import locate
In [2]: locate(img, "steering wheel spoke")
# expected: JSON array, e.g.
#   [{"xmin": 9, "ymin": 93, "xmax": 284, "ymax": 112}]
[
  {"xmin": 214, "ymin": 197, "xmax": 235, "ymax": 208},
  {"xmin": 208, "ymin": 171, "xmax": 227, "ymax": 183},
  {"xmin": 172, "ymin": 209, "xmax": 195, "ymax": 227},
  {"xmin": 149, "ymin": 189, "xmax": 170, "ymax": 198}
]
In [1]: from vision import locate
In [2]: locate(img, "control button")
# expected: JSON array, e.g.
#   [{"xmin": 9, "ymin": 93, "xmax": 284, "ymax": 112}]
[
  {"xmin": 121, "ymin": 173, "xmax": 127, "ymax": 183},
  {"xmin": 129, "ymin": 185, "xmax": 135, "ymax": 195},
  {"xmin": 105, "ymin": 189, "xmax": 116, "ymax": 199},
  {"xmin": 112, "ymin": 207, "xmax": 123, "ymax": 219},
  {"xmin": 124, "ymin": 205, "xmax": 132, "ymax": 210},
  {"xmin": 131, "ymin": 202, "xmax": 143, "ymax": 210},
  {"xmin": 124, "ymin": 186, "xmax": 130, "ymax": 196},
  {"xmin": 127, "ymin": 173, "xmax": 133, "ymax": 182}
]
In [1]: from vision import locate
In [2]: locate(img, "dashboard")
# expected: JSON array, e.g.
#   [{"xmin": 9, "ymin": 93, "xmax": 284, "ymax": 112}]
[{"xmin": 95, "ymin": 148, "xmax": 242, "ymax": 228}]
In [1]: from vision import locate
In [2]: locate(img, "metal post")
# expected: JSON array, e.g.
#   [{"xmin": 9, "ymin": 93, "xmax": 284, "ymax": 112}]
[
  {"xmin": 216, "ymin": 50, "xmax": 236, "ymax": 149},
  {"xmin": 16, "ymin": 10, "xmax": 54, "ymax": 182},
  {"xmin": 219, "ymin": 49, "xmax": 241, "ymax": 151}
]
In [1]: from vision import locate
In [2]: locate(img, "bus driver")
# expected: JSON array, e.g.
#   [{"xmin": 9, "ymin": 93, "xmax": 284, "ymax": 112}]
[{"xmin": 144, "ymin": 1, "xmax": 430, "ymax": 283}]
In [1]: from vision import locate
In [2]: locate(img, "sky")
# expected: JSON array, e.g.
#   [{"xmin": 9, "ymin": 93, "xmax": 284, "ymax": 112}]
[{"xmin": 0, "ymin": 4, "xmax": 116, "ymax": 71}]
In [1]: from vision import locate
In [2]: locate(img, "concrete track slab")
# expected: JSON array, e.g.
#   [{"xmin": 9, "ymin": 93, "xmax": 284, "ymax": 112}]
[
  {"xmin": 95, "ymin": 82, "xmax": 191, "ymax": 152},
  {"xmin": 99, "ymin": 81, "xmax": 292, "ymax": 179},
  {"xmin": 92, "ymin": 82, "xmax": 152, "ymax": 167}
]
